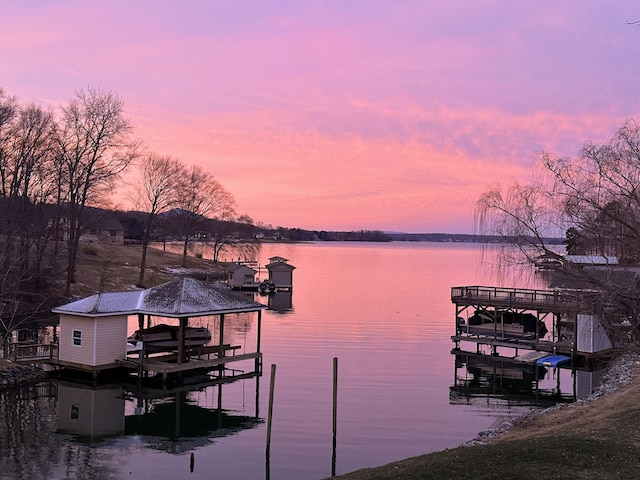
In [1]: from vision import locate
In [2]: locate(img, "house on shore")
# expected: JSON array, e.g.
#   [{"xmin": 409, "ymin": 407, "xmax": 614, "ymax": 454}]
[
  {"xmin": 219, "ymin": 262, "xmax": 258, "ymax": 289},
  {"xmin": 79, "ymin": 209, "xmax": 126, "ymax": 245}
]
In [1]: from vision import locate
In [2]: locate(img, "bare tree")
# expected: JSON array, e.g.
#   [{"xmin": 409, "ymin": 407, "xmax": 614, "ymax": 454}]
[
  {"xmin": 0, "ymin": 88, "xmax": 19, "ymax": 197},
  {"xmin": 54, "ymin": 87, "xmax": 140, "ymax": 296},
  {"xmin": 132, "ymin": 152, "xmax": 184, "ymax": 287},
  {"xmin": 203, "ymin": 214, "xmax": 259, "ymax": 262},
  {"xmin": 476, "ymin": 120, "xmax": 640, "ymax": 346},
  {"xmin": 0, "ymin": 93, "xmax": 60, "ymax": 350},
  {"xmin": 170, "ymin": 165, "xmax": 236, "ymax": 267}
]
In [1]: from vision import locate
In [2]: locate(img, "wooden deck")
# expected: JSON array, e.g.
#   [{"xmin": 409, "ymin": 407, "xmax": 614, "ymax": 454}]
[
  {"xmin": 451, "ymin": 285, "xmax": 590, "ymax": 313},
  {"xmin": 5, "ymin": 342, "xmax": 58, "ymax": 364},
  {"xmin": 3, "ymin": 341, "xmax": 262, "ymax": 386},
  {"xmin": 451, "ymin": 334, "xmax": 574, "ymax": 356},
  {"xmin": 116, "ymin": 352, "xmax": 262, "ymax": 385},
  {"xmin": 451, "ymin": 285, "xmax": 586, "ymax": 360}
]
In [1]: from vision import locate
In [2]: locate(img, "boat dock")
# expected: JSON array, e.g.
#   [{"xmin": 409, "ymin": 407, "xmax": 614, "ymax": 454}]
[
  {"xmin": 451, "ymin": 285, "xmax": 612, "ymax": 365},
  {"xmin": 6, "ymin": 278, "xmax": 271, "ymax": 386}
]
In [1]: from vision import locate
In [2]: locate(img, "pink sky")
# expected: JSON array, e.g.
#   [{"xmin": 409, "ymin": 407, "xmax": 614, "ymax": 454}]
[{"xmin": 2, "ymin": 1, "xmax": 640, "ymax": 233}]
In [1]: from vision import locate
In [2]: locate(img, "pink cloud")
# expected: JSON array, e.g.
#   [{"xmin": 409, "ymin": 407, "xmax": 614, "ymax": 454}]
[{"xmin": 2, "ymin": 1, "xmax": 640, "ymax": 233}]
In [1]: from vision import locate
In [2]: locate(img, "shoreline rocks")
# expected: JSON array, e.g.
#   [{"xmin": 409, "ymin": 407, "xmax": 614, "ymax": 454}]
[
  {"xmin": 0, "ymin": 364, "xmax": 49, "ymax": 389},
  {"xmin": 464, "ymin": 351, "xmax": 640, "ymax": 446}
]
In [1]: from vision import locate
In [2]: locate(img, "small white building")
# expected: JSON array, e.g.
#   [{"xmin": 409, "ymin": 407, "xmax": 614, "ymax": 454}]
[
  {"xmin": 220, "ymin": 263, "xmax": 258, "ymax": 288},
  {"xmin": 52, "ymin": 279, "xmax": 266, "ymax": 375},
  {"xmin": 265, "ymin": 256, "xmax": 295, "ymax": 289}
]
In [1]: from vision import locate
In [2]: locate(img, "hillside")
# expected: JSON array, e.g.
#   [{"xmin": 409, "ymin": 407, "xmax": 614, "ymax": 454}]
[{"xmin": 69, "ymin": 243, "xmax": 222, "ymax": 298}]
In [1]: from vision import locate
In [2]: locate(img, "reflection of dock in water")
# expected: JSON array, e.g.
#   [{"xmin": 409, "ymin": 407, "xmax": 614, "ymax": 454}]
[
  {"xmin": 55, "ymin": 371, "xmax": 262, "ymax": 451},
  {"xmin": 450, "ymin": 351, "xmax": 604, "ymax": 408}
]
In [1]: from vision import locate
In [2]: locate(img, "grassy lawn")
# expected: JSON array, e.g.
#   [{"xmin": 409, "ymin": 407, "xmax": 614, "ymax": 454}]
[
  {"xmin": 328, "ymin": 362, "xmax": 640, "ymax": 480},
  {"xmin": 68, "ymin": 242, "xmax": 221, "ymax": 297}
]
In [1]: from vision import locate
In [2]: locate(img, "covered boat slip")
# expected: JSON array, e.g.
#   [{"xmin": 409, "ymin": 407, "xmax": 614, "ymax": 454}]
[
  {"xmin": 51, "ymin": 278, "xmax": 267, "ymax": 385},
  {"xmin": 451, "ymin": 286, "xmax": 613, "ymax": 364}
]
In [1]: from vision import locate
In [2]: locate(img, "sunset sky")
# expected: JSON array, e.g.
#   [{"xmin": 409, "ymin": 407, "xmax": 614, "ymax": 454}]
[{"xmin": 2, "ymin": 1, "xmax": 640, "ymax": 233}]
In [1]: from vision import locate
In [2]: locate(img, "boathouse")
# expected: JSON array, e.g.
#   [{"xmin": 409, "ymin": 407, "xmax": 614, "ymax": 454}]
[
  {"xmin": 220, "ymin": 262, "xmax": 258, "ymax": 289},
  {"xmin": 51, "ymin": 278, "xmax": 266, "ymax": 383},
  {"xmin": 451, "ymin": 286, "xmax": 613, "ymax": 364},
  {"xmin": 265, "ymin": 256, "xmax": 295, "ymax": 290}
]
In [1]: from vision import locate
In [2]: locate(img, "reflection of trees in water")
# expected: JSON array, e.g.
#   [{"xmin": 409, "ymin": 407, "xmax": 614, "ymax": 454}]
[
  {"xmin": 0, "ymin": 382, "xmax": 60, "ymax": 479},
  {"xmin": 0, "ymin": 382, "xmax": 117, "ymax": 480},
  {"xmin": 61, "ymin": 444, "xmax": 118, "ymax": 480}
]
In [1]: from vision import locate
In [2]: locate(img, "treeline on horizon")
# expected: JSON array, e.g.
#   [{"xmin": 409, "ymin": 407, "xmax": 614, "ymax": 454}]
[{"xmin": 115, "ymin": 208, "xmax": 563, "ymax": 245}]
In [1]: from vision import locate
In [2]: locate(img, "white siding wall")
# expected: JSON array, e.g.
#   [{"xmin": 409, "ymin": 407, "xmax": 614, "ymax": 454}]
[
  {"xmin": 229, "ymin": 266, "xmax": 255, "ymax": 286},
  {"xmin": 59, "ymin": 314, "xmax": 95, "ymax": 365},
  {"xmin": 95, "ymin": 315, "xmax": 128, "ymax": 365},
  {"xmin": 577, "ymin": 314, "xmax": 613, "ymax": 353},
  {"xmin": 59, "ymin": 314, "xmax": 127, "ymax": 366}
]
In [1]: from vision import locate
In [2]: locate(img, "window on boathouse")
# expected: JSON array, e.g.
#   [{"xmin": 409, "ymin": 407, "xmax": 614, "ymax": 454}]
[{"xmin": 72, "ymin": 329, "xmax": 82, "ymax": 346}]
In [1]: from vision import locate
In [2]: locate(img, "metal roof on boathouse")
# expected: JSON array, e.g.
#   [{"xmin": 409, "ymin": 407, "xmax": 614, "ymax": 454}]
[{"xmin": 53, "ymin": 278, "xmax": 266, "ymax": 318}]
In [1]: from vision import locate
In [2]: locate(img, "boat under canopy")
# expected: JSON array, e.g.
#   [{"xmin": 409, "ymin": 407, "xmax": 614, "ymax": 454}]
[
  {"xmin": 466, "ymin": 309, "xmax": 549, "ymax": 339},
  {"xmin": 128, "ymin": 323, "xmax": 212, "ymax": 352}
]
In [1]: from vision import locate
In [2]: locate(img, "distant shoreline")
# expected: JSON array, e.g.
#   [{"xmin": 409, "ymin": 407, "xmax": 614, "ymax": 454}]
[{"xmin": 386, "ymin": 233, "xmax": 564, "ymax": 243}]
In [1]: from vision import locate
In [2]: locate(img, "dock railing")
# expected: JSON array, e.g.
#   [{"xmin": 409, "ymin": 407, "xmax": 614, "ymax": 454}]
[
  {"xmin": 451, "ymin": 286, "xmax": 583, "ymax": 311},
  {"xmin": 7, "ymin": 342, "xmax": 58, "ymax": 363}
]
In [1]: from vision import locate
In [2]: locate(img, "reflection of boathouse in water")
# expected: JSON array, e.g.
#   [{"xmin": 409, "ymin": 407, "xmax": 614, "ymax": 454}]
[
  {"xmin": 55, "ymin": 376, "xmax": 262, "ymax": 448},
  {"xmin": 450, "ymin": 352, "xmax": 606, "ymax": 408}
]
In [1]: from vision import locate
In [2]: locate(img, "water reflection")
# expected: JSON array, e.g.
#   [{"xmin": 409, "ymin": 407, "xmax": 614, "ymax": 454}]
[
  {"xmin": 265, "ymin": 290, "xmax": 294, "ymax": 314},
  {"xmin": 57, "ymin": 382, "xmax": 125, "ymax": 437},
  {"xmin": 55, "ymin": 375, "xmax": 263, "ymax": 450},
  {"xmin": 4, "ymin": 243, "xmax": 599, "ymax": 479},
  {"xmin": 0, "ymin": 372, "xmax": 263, "ymax": 478},
  {"xmin": 451, "ymin": 352, "xmax": 606, "ymax": 408}
]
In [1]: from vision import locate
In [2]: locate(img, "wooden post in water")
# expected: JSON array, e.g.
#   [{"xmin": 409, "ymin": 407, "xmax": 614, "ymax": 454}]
[
  {"xmin": 219, "ymin": 313, "xmax": 225, "ymax": 358},
  {"xmin": 256, "ymin": 310, "xmax": 262, "ymax": 373},
  {"xmin": 332, "ymin": 357, "xmax": 338, "ymax": 477},
  {"xmin": 177, "ymin": 317, "xmax": 187, "ymax": 364},
  {"xmin": 266, "ymin": 364, "xmax": 276, "ymax": 477}
]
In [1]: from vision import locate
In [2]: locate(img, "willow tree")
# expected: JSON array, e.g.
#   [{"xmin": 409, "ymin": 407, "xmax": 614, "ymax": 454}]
[
  {"xmin": 55, "ymin": 87, "xmax": 140, "ymax": 296},
  {"xmin": 476, "ymin": 120, "xmax": 640, "ymax": 345}
]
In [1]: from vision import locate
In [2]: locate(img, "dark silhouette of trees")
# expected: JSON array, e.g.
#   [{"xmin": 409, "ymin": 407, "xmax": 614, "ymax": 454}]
[
  {"xmin": 170, "ymin": 165, "xmax": 236, "ymax": 267},
  {"xmin": 54, "ymin": 87, "xmax": 140, "ymax": 295},
  {"xmin": 132, "ymin": 153, "xmax": 183, "ymax": 287},
  {"xmin": 0, "ymin": 90, "xmax": 61, "ymax": 348},
  {"xmin": 476, "ymin": 120, "xmax": 640, "ymax": 345}
]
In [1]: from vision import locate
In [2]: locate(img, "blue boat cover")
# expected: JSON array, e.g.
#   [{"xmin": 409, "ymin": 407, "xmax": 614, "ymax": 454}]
[{"xmin": 536, "ymin": 355, "xmax": 571, "ymax": 367}]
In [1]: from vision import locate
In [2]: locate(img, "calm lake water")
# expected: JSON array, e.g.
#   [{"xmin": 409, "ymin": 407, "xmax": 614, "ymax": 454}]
[{"xmin": 0, "ymin": 242, "xmax": 596, "ymax": 480}]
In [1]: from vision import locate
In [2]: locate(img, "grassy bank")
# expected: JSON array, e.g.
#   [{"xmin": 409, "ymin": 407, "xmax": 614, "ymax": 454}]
[
  {"xmin": 327, "ymin": 361, "xmax": 640, "ymax": 480},
  {"xmin": 69, "ymin": 242, "xmax": 221, "ymax": 297}
]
